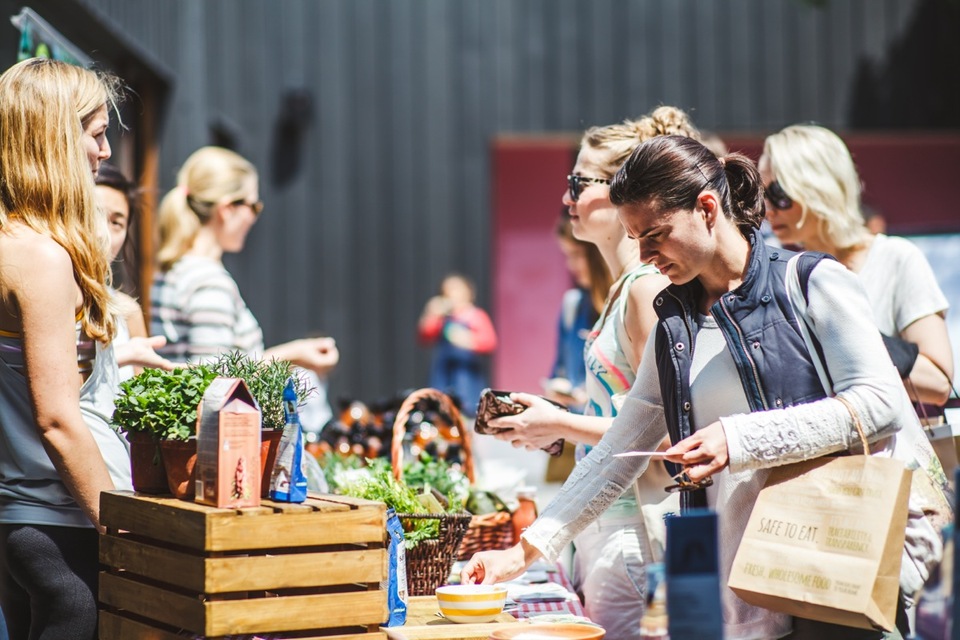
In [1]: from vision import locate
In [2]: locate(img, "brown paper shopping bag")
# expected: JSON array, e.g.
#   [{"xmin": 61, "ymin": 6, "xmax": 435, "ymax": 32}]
[{"xmin": 728, "ymin": 401, "xmax": 912, "ymax": 631}]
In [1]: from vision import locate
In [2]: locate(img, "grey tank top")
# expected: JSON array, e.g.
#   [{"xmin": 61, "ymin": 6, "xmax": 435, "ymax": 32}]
[{"xmin": 0, "ymin": 333, "xmax": 132, "ymax": 527}]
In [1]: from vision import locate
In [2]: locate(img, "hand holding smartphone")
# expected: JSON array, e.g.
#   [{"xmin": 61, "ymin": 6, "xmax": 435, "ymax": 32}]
[{"xmin": 474, "ymin": 388, "xmax": 566, "ymax": 456}]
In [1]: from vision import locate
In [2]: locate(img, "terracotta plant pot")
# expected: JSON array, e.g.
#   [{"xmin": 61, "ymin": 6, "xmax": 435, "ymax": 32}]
[
  {"xmin": 260, "ymin": 429, "xmax": 283, "ymax": 498},
  {"xmin": 159, "ymin": 438, "xmax": 198, "ymax": 500},
  {"xmin": 125, "ymin": 432, "xmax": 168, "ymax": 495}
]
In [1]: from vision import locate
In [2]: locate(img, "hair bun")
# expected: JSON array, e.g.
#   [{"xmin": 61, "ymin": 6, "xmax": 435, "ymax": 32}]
[{"xmin": 647, "ymin": 106, "xmax": 699, "ymax": 139}]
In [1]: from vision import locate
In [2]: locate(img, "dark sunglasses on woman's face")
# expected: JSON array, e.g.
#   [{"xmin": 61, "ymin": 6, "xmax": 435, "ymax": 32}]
[
  {"xmin": 567, "ymin": 174, "xmax": 611, "ymax": 203},
  {"xmin": 765, "ymin": 181, "xmax": 794, "ymax": 211},
  {"xmin": 231, "ymin": 199, "xmax": 264, "ymax": 217}
]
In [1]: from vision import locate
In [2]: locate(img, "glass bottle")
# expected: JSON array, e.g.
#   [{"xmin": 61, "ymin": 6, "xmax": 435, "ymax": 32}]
[{"xmin": 511, "ymin": 486, "xmax": 538, "ymax": 542}]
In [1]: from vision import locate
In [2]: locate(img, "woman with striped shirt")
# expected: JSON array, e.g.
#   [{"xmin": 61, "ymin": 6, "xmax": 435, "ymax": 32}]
[{"xmin": 151, "ymin": 147, "xmax": 339, "ymax": 377}]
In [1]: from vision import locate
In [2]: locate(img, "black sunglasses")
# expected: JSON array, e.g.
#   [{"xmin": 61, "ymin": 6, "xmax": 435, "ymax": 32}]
[
  {"xmin": 567, "ymin": 174, "xmax": 611, "ymax": 202},
  {"xmin": 765, "ymin": 181, "xmax": 794, "ymax": 211},
  {"xmin": 231, "ymin": 199, "xmax": 264, "ymax": 217}
]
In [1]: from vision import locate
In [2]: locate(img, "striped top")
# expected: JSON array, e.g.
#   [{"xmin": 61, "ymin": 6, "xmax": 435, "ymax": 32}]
[
  {"xmin": 0, "ymin": 318, "xmax": 96, "ymax": 376},
  {"xmin": 150, "ymin": 255, "xmax": 264, "ymax": 364}
]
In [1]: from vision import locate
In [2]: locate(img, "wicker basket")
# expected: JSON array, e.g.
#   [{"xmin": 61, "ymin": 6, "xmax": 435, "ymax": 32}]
[
  {"xmin": 456, "ymin": 510, "xmax": 514, "ymax": 560},
  {"xmin": 391, "ymin": 388, "xmax": 513, "ymax": 565},
  {"xmin": 397, "ymin": 512, "xmax": 473, "ymax": 595},
  {"xmin": 390, "ymin": 387, "xmax": 476, "ymax": 484}
]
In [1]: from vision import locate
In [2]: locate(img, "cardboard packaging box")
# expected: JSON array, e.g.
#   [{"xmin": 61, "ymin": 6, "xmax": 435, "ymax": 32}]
[{"xmin": 195, "ymin": 377, "xmax": 261, "ymax": 508}]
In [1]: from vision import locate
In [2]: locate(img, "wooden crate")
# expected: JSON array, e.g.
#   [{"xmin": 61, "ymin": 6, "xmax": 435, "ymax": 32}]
[{"xmin": 99, "ymin": 490, "xmax": 389, "ymax": 639}]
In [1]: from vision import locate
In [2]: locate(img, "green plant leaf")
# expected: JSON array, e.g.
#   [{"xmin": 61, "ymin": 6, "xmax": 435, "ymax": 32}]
[
  {"xmin": 208, "ymin": 351, "xmax": 313, "ymax": 430},
  {"xmin": 111, "ymin": 365, "xmax": 217, "ymax": 440}
]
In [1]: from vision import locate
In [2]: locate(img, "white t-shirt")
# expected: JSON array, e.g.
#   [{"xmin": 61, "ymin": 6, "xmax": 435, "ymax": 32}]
[{"xmin": 857, "ymin": 234, "xmax": 949, "ymax": 335}]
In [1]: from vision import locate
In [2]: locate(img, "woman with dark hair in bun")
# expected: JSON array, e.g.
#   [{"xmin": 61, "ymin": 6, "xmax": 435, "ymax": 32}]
[{"xmin": 464, "ymin": 135, "xmax": 946, "ymax": 639}]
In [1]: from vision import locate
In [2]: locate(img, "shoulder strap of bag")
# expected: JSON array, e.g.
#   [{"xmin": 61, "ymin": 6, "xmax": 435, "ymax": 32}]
[{"xmin": 785, "ymin": 252, "xmax": 834, "ymax": 396}]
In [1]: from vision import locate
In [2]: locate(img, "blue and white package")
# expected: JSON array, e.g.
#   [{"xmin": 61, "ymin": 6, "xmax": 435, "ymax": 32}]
[
  {"xmin": 269, "ymin": 378, "xmax": 308, "ymax": 502},
  {"xmin": 382, "ymin": 509, "xmax": 408, "ymax": 626}
]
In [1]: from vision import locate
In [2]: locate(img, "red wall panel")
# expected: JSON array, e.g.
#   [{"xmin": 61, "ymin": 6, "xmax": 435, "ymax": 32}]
[
  {"xmin": 722, "ymin": 133, "xmax": 960, "ymax": 235},
  {"xmin": 491, "ymin": 137, "xmax": 576, "ymax": 392}
]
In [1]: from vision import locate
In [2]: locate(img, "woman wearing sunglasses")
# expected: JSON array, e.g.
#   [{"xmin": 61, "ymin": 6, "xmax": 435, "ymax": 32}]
[
  {"xmin": 484, "ymin": 107, "xmax": 699, "ymax": 639},
  {"xmin": 151, "ymin": 146, "xmax": 339, "ymax": 378},
  {"xmin": 760, "ymin": 124, "xmax": 953, "ymax": 407},
  {"xmin": 464, "ymin": 135, "xmax": 946, "ymax": 639}
]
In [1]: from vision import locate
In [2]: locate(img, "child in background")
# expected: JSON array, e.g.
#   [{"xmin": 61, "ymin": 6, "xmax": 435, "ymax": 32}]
[{"xmin": 418, "ymin": 273, "xmax": 497, "ymax": 416}]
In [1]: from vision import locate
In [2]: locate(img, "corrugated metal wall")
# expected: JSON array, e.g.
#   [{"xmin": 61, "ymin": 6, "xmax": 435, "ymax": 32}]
[{"xmin": 25, "ymin": 0, "xmax": 930, "ymax": 403}]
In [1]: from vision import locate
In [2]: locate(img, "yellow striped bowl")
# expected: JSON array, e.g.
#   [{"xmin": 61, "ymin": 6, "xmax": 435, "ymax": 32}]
[{"xmin": 436, "ymin": 584, "xmax": 509, "ymax": 623}]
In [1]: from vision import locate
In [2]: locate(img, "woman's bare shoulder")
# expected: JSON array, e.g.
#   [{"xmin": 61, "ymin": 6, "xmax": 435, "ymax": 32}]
[
  {"xmin": 0, "ymin": 224, "xmax": 73, "ymax": 293},
  {"xmin": 627, "ymin": 271, "xmax": 670, "ymax": 306},
  {"xmin": 0, "ymin": 223, "xmax": 71, "ymax": 267}
]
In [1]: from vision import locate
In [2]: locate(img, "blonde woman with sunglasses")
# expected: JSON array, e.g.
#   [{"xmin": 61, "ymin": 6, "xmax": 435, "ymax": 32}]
[
  {"xmin": 485, "ymin": 107, "xmax": 697, "ymax": 639},
  {"xmin": 760, "ymin": 125, "xmax": 953, "ymax": 407},
  {"xmin": 151, "ymin": 147, "xmax": 339, "ymax": 377}
]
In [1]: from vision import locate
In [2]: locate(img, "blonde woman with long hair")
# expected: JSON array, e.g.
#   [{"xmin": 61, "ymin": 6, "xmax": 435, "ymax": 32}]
[
  {"xmin": 0, "ymin": 58, "xmax": 127, "ymax": 639},
  {"xmin": 151, "ymin": 146, "xmax": 338, "ymax": 376},
  {"xmin": 485, "ymin": 107, "xmax": 697, "ymax": 639},
  {"xmin": 760, "ymin": 125, "xmax": 953, "ymax": 407}
]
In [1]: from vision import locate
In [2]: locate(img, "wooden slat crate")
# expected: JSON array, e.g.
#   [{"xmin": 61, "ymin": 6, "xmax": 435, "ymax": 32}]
[{"xmin": 99, "ymin": 490, "xmax": 389, "ymax": 639}]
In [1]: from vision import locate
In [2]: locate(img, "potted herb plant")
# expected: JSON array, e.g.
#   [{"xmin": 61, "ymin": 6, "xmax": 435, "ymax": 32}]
[
  {"xmin": 112, "ymin": 365, "xmax": 218, "ymax": 498},
  {"xmin": 210, "ymin": 351, "xmax": 312, "ymax": 496}
]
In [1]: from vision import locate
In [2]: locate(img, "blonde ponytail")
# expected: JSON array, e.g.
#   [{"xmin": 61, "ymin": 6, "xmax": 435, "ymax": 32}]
[
  {"xmin": 156, "ymin": 146, "xmax": 257, "ymax": 271},
  {"xmin": 157, "ymin": 186, "xmax": 202, "ymax": 271}
]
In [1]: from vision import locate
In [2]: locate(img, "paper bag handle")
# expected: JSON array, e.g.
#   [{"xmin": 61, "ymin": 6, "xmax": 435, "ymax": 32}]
[{"xmin": 835, "ymin": 395, "xmax": 870, "ymax": 455}]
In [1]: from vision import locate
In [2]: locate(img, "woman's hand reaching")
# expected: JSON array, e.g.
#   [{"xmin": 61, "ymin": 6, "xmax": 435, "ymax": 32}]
[
  {"xmin": 460, "ymin": 540, "xmax": 540, "ymax": 585},
  {"xmin": 115, "ymin": 335, "xmax": 175, "ymax": 371},
  {"xmin": 296, "ymin": 337, "xmax": 340, "ymax": 376},
  {"xmin": 267, "ymin": 337, "xmax": 340, "ymax": 377},
  {"xmin": 663, "ymin": 420, "xmax": 729, "ymax": 483}
]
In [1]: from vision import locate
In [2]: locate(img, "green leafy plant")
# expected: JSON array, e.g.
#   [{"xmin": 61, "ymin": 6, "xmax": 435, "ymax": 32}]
[
  {"xmin": 210, "ymin": 351, "xmax": 313, "ymax": 430},
  {"xmin": 318, "ymin": 452, "xmax": 366, "ymax": 492},
  {"xmin": 112, "ymin": 365, "xmax": 218, "ymax": 441},
  {"xmin": 335, "ymin": 458, "xmax": 463, "ymax": 548},
  {"xmin": 402, "ymin": 454, "xmax": 469, "ymax": 507}
]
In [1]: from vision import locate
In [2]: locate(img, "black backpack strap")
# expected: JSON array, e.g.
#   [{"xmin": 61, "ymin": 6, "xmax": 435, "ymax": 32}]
[
  {"xmin": 793, "ymin": 251, "xmax": 837, "ymax": 394},
  {"xmin": 794, "ymin": 251, "xmax": 835, "ymax": 305}
]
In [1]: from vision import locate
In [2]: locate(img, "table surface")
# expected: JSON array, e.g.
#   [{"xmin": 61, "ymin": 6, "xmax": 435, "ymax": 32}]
[
  {"xmin": 382, "ymin": 595, "xmax": 517, "ymax": 640},
  {"xmin": 383, "ymin": 563, "xmax": 589, "ymax": 639}
]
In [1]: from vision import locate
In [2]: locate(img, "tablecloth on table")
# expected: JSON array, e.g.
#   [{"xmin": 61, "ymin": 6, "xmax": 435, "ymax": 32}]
[{"xmin": 508, "ymin": 561, "xmax": 586, "ymax": 620}]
